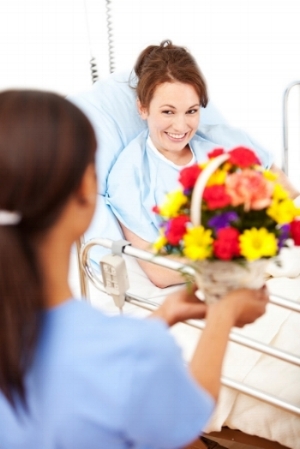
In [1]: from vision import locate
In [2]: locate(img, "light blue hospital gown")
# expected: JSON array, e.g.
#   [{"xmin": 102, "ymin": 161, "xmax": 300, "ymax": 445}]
[
  {"xmin": 106, "ymin": 127, "xmax": 273, "ymax": 242},
  {"xmin": 0, "ymin": 299, "xmax": 214, "ymax": 449}
]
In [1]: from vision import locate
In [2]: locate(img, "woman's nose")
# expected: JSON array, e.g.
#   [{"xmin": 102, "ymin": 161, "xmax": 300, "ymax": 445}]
[{"xmin": 171, "ymin": 114, "xmax": 188, "ymax": 131}]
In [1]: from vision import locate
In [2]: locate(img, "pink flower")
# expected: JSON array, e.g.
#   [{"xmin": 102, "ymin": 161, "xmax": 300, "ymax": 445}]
[{"xmin": 225, "ymin": 170, "xmax": 273, "ymax": 211}]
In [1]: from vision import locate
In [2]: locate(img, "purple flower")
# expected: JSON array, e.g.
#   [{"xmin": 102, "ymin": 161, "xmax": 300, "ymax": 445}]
[
  {"xmin": 278, "ymin": 223, "xmax": 290, "ymax": 248},
  {"xmin": 208, "ymin": 211, "xmax": 239, "ymax": 232}
]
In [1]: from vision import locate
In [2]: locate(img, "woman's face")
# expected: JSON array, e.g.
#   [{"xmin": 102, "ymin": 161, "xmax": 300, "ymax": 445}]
[{"xmin": 138, "ymin": 81, "xmax": 200, "ymax": 158}]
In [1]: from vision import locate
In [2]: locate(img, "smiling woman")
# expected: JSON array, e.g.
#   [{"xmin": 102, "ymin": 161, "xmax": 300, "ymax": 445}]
[
  {"xmin": 105, "ymin": 40, "xmax": 280, "ymax": 288},
  {"xmin": 138, "ymin": 81, "xmax": 200, "ymax": 165},
  {"xmin": 135, "ymin": 40, "xmax": 207, "ymax": 165}
]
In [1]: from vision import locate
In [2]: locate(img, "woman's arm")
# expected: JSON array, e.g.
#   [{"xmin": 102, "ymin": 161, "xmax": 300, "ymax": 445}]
[
  {"xmin": 121, "ymin": 223, "xmax": 186, "ymax": 288},
  {"xmin": 189, "ymin": 288, "xmax": 268, "ymax": 400},
  {"xmin": 270, "ymin": 164, "xmax": 300, "ymax": 199},
  {"xmin": 151, "ymin": 286, "xmax": 268, "ymax": 401}
]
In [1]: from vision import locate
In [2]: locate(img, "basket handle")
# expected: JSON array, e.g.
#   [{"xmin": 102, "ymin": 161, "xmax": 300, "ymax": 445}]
[{"xmin": 190, "ymin": 153, "xmax": 229, "ymax": 226}]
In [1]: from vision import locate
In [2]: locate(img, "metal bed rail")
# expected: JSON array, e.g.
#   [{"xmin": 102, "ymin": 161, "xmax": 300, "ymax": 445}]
[
  {"xmin": 81, "ymin": 237, "xmax": 300, "ymax": 313},
  {"xmin": 282, "ymin": 80, "xmax": 300, "ymax": 175},
  {"xmin": 77, "ymin": 237, "xmax": 300, "ymax": 416}
]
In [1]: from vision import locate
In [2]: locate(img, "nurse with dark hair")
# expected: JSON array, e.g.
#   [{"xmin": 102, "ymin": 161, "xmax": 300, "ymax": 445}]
[{"xmin": 0, "ymin": 89, "xmax": 268, "ymax": 449}]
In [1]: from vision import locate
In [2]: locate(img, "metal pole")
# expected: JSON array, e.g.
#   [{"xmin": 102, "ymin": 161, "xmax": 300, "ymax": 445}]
[
  {"xmin": 76, "ymin": 236, "xmax": 90, "ymax": 301},
  {"xmin": 282, "ymin": 81, "xmax": 300, "ymax": 175}
]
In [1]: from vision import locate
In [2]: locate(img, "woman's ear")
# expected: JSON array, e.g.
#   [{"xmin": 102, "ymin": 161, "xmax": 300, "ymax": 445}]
[
  {"xmin": 75, "ymin": 163, "xmax": 97, "ymax": 209},
  {"xmin": 137, "ymin": 98, "xmax": 148, "ymax": 120},
  {"xmin": 71, "ymin": 163, "xmax": 98, "ymax": 236}
]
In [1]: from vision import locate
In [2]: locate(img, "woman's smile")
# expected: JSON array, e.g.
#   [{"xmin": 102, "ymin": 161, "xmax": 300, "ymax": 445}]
[{"xmin": 138, "ymin": 81, "xmax": 200, "ymax": 163}]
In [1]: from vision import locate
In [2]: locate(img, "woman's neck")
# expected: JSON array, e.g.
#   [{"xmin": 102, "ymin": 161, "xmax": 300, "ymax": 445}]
[
  {"xmin": 147, "ymin": 136, "xmax": 194, "ymax": 166},
  {"xmin": 161, "ymin": 145, "xmax": 193, "ymax": 166},
  {"xmin": 37, "ymin": 228, "xmax": 73, "ymax": 309}
]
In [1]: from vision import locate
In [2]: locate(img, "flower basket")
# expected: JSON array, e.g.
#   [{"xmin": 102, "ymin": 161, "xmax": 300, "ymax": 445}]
[
  {"xmin": 152, "ymin": 147, "xmax": 300, "ymax": 303},
  {"xmin": 191, "ymin": 153, "xmax": 270, "ymax": 303},
  {"xmin": 194, "ymin": 259, "xmax": 269, "ymax": 304}
]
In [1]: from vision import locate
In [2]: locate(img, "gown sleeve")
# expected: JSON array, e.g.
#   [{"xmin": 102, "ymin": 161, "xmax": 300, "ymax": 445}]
[{"xmin": 106, "ymin": 132, "xmax": 159, "ymax": 243}]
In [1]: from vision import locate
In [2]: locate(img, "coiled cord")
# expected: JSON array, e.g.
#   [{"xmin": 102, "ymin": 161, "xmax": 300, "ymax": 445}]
[
  {"xmin": 90, "ymin": 56, "xmax": 99, "ymax": 84},
  {"xmin": 83, "ymin": 0, "xmax": 99, "ymax": 84},
  {"xmin": 105, "ymin": 0, "xmax": 115, "ymax": 73}
]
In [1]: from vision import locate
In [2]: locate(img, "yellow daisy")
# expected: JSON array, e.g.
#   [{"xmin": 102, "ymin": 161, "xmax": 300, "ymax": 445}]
[
  {"xmin": 262, "ymin": 169, "xmax": 278, "ymax": 181},
  {"xmin": 153, "ymin": 235, "xmax": 168, "ymax": 252},
  {"xmin": 206, "ymin": 168, "xmax": 227, "ymax": 186},
  {"xmin": 267, "ymin": 198, "xmax": 299, "ymax": 224},
  {"xmin": 239, "ymin": 228, "xmax": 277, "ymax": 261},
  {"xmin": 159, "ymin": 190, "xmax": 188, "ymax": 219},
  {"xmin": 183, "ymin": 226, "xmax": 213, "ymax": 260},
  {"xmin": 272, "ymin": 183, "xmax": 289, "ymax": 201}
]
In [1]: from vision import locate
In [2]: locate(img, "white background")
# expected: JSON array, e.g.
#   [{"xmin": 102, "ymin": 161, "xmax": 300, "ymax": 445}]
[{"xmin": 1, "ymin": 0, "xmax": 300, "ymax": 187}]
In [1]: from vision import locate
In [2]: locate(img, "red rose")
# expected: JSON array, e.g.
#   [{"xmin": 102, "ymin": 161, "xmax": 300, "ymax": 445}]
[
  {"xmin": 228, "ymin": 147, "xmax": 261, "ymax": 168},
  {"xmin": 290, "ymin": 220, "xmax": 300, "ymax": 245},
  {"xmin": 166, "ymin": 215, "xmax": 189, "ymax": 245},
  {"xmin": 152, "ymin": 205, "xmax": 160, "ymax": 214},
  {"xmin": 203, "ymin": 185, "xmax": 232, "ymax": 209},
  {"xmin": 208, "ymin": 148, "xmax": 225, "ymax": 159},
  {"xmin": 178, "ymin": 164, "xmax": 202, "ymax": 189},
  {"xmin": 213, "ymin": 227, "xmax": 241, "ymax": 260}
]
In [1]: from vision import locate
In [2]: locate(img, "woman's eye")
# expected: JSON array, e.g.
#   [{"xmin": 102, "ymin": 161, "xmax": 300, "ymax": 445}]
[
  {"xmin": 162, "ymin": 110, "xmax": 173, "ymax": 115},
  {"xmin": 187, "ymin": 109, "xmax": 198, "ymax": 114}
]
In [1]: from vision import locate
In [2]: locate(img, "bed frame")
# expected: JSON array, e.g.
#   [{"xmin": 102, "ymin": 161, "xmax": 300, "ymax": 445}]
[
  {"xmin": 75, "ymin": 236, "xmax": 300, "ymax": 449},
  {"xmin": 79, "ymin": 237, "xmax": 300, "ymax": 413},
  {"xmin": 189, "ymin": 428, "xmax": 290, "ymax": 448},
  {"xmin": 78, "ymin": 6, "xmax": 300, "ymax": 438}
]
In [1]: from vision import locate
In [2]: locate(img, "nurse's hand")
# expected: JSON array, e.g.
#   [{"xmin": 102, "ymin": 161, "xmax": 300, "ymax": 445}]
[
  {"xmin": 219, "ymin": 286, "xmax": 269, "ymax": 328},
  {"xmin": 149, "ymin": 285, "xmax": 207, "ymax": 327}
]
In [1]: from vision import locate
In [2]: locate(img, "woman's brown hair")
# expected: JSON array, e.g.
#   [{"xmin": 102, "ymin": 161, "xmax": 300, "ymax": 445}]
[
  {"xmin": 0, "ymin": 90, "xmax": 96, "ymax": 406},
  {"xmin": 134, "ymin": 40, "xmax": 208, "ymax": 109}
]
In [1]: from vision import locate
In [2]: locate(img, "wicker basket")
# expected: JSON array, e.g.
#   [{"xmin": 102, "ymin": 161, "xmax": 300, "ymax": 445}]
[{"xmin": 190, "ymin": 154, "xmax": 268, "ymax": 304}]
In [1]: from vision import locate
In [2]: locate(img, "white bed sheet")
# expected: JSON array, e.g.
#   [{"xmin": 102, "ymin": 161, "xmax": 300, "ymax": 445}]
[{"xmin": 69, "ymin": 250, "xmax": 300, "ymax": 449}]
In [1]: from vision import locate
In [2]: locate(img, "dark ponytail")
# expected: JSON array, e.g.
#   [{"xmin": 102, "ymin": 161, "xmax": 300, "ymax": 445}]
[
  {"xmin": 0, "ymin": 90, "xmax": 97, "ymax": 406},
  {"xmin": 0, "ymin": 226, "xmax": 41, "ymax": 405},
  {"xmin": 133, "ymin": 39, "xmax": 208, "ymax": 109}
]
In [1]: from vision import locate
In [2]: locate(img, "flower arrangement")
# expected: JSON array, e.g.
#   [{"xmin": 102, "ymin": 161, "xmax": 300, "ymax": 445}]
[{"xmin": 152, "ymin": 147, "xmax": 300, "ymax": 263}]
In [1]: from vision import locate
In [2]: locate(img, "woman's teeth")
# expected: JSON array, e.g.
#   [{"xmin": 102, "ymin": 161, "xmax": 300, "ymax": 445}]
[{"xmin": 167, "ymin": 133, "xmax": 185, "ymax": 139}]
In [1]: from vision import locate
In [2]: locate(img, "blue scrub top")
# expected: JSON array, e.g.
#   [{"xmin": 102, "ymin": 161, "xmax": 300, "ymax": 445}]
[{"xmin": 0, "ymin": 299, "xmax": 214, "ymax": 449}]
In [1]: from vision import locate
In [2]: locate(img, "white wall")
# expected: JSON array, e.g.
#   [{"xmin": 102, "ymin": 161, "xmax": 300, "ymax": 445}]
[{"xmin": 1, "ymin": 0, "xmax": 300, "ymax": 186}]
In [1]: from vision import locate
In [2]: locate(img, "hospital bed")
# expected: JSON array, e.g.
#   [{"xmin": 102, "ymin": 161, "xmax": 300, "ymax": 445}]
[{"xmin": 68, "ymin": 74, "xmax": 300, "ymax": 449}]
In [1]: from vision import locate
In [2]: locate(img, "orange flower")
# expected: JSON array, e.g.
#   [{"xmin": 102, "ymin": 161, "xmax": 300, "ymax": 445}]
[{"xmin": 225, "ymin": 170, "xmax": 274, "ymax": 211}]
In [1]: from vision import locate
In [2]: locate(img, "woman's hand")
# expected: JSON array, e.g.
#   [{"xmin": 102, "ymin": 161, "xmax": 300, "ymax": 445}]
[
  {"xmin": 216, "ymin": 286, "xmax": 269, "ymax": 328},
  {"xmin": 150, "ymin": 285, "xmax": 268, "ymax": 328},
  {"xmin": 150, "ymin": 285, "xmax": 207, "ymax": 326},
  {"xmin": 190, "ymin": 286, "xmax": 269, "ymax": 400}
]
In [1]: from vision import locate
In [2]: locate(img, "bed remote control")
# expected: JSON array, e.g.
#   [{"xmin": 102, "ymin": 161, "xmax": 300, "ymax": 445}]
[{"xmin": 100, "ymin": 254, "xmax": 129, "ymax": 311}]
